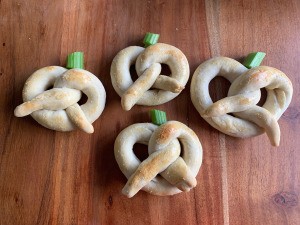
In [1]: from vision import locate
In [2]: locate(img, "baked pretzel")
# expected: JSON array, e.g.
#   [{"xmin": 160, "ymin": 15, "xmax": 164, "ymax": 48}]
[
  {"xmin": 114, "ymin": 121, "xmax": 203, "ymax": 197},
  {"xmin": 190, "ymin": 57, "xmax": 293, "ymax": 146},
  {"xmin": 110, "ymin": 43, "xmax": 189, "ymax": 110},
  {"xmin": 14, "ymin": 66, "xmax": 106, "ymax": 133}
]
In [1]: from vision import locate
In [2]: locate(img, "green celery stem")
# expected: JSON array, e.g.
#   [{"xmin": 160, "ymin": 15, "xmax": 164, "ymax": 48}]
[{"xmin": 66, "ymin": 52, "xmax": 84, "ymax": 69}]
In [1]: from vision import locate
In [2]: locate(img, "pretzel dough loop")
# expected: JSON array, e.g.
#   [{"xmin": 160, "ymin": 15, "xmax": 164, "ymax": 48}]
[
  {"xmin": 110, "ymin": 43, "xmax": 190, "ymax": 110},
  {"xmin": 191, "ymin": 57, "xmax": 293, "ymax": 146},
  {"xmin": 14, "ymin": 66, "xmax": 106, "ymax": 133},
  {"xmin": 114, "ymin": 121, "xmax": 203, "ymax": 198}
]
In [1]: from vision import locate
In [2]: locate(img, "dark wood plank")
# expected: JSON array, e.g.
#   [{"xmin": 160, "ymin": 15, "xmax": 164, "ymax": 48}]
[{"xmin": 0, "ymin": 0, "xmax": 299, "ymax": 224}]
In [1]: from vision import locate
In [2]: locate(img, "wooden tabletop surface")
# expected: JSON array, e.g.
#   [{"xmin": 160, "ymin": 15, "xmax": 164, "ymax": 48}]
[{"xmin": 1, "ymin": 0, "xmax": 300, "ymax": 224}]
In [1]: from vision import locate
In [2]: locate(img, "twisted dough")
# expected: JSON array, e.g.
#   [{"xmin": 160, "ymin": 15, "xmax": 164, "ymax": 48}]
[
  {"xmin": 110, "ymin": 43, "xmax": 189, "ymax": 110},
  {"xmin": 190, "ymin": 57, "xmax": 293, "ymax": 146},
  {"xmin": 114, "ymin": 121, "xmax": 202, "ymax": 197},
  {"xmin": 14, "ymin": 66, "xmax": 106, "ymax": 133}
]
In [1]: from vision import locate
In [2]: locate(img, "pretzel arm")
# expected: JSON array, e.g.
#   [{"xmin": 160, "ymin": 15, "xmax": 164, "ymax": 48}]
[
  {"xmin": 122, "ymin": 141, "xmax": 179, "ymax": 198},
  {"xmin": 235, "ymin": 107, "xmax": 280, "ymax": 146},
  {"xmin": 121, "ymin": 63, "xmax": 161, "ymax": 111},
  {"xmin": 160, "ymin": 157, "xmax": 197, "ymax": 192},
  {"xmin": 203, "ymin": 92, "xmax": 260, "ymax": 117},
  {"xmin": 152, "ymin": 75, "xmax": 184, "ymax": 93},
  {"xmin": 66, "ymin": 103, "xmax": 94, "ymax": 133},
  {"xmin": 15, "ymin": 88, "xmax": 81, "ymax": 117}
]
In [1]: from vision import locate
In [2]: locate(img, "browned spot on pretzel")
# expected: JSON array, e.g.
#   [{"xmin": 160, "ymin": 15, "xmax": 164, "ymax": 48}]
[
  {"xmin": 46, "ymin": 66, "xmax": 57, "ymax": 71},
  {"xmin": 239, "ymin": 98, "xmax": 251, "ymax": 105},
  {"xmin": 157, "ymin": 124, "xmax": 176, "ymax": 143}
]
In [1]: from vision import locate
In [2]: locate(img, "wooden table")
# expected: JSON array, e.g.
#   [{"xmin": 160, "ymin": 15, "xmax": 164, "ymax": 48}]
[{"xmin": 1, "ymin": 0, "xmax": 299, "ymax": 224}]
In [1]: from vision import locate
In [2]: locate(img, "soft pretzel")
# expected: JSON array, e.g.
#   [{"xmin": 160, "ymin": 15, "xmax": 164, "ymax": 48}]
[
  {"xmin": 110, "ymin": 43, "xmax": 189, "ymax": 110},
  {"xmin": 190, "ymin": 57, "xmax": 293, "ymax": 146},
  {"xmin": 114, "ymin": 121, "xmax": 203, "ymax": 197},
  {"xmin": 14, "ymin": 66, "xmax": 106, "ymax": 133}
]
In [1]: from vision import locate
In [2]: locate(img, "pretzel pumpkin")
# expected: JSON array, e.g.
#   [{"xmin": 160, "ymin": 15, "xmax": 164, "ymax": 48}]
[
  {"xmin": 190, "ymin": 57, "xmax": 293, "ymax": 146},
  {"xmin": 110, "ymin": 43, "xmax": 189, "ymax": 111},
  {"xmin": 114, "ymin": 120, "xmax": 203, "ymax": 197},
  {"xmin": 14, "ymin": 65, "xmax": 106, "ymax": 133}
]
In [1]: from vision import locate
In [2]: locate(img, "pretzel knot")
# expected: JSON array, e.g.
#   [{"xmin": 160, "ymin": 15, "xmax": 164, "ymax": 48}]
[
  {"xmin": 110, "ymin": 43, "xmax": 190, "ymax": 111},
  {"xmin": 114, "ymin": 121, "xmax": 203, "ymax": 198},
  {"xmin": 14, "ymin": 66, "xmax": 106, "ymax": 133},
  {"xmin": 191, "ymin": 57, "xmax": 293, "ymax": 146}
]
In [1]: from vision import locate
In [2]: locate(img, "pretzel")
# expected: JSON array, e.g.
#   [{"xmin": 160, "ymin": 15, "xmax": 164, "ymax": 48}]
[
  {"xmin": 114, "ymin": 121, "xmax": 203, "ymax": 197},
  {"xmin": 190, "ymin": 57, "xmax": 293, "ymax": 146},
  {"xmin": 110, "ymin": 43, "xmax": 189, "ymax": 110},
  {"xmin": 14, "ymin": 66, "xmax": 106, "ymax": 133}
]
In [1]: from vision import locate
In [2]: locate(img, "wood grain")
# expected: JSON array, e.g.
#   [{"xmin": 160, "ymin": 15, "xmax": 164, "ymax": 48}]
[{"xmin": 1, "ymin": 0, "xmax": 299, "ymax": 224}]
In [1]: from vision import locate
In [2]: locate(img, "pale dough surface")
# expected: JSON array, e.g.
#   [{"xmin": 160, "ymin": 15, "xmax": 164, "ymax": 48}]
[
  {"xmin": 190, "ymin": 57, "xmax": 293, "ymax": 146},
  {"xmin": 110, "ymin": 43, "xmax": 189, "ymax": 110},
  {"xmin": 14, "ymin": 66, "xmax": 106, "ymax": 133},
  {"xmin": 114, "ymin": 121, "xmax": 203, "ymax": 197}
]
